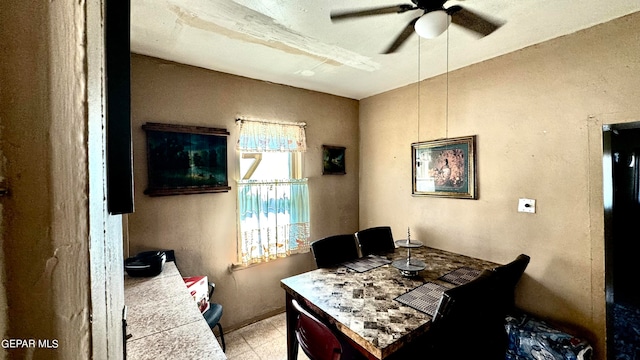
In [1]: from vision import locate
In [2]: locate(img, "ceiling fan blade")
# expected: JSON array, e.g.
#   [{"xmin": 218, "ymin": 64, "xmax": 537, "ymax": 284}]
[
  {"xmin": 383, "ymin": 17, "xmax": 420, "ymax": 54},
  {"xmin": 331, "ymin": 4, "xmax": 417, "ymax": 21},
  {"xmin": 447, "ymin": 5, "xmax": 503, "ymax": 37}
]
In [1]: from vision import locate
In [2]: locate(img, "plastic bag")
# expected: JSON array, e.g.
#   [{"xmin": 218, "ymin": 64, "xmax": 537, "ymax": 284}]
[{"xmin": 504, "ymin": 313, "xmax": 593, "ymax": 360}]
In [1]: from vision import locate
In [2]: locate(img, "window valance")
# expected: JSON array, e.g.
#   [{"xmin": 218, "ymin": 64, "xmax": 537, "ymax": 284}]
[{"xmin": 236, "ymin": 118, "xmax": 307, "ymax": 152}]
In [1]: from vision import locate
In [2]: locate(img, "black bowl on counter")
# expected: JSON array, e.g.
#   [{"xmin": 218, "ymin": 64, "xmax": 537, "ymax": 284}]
[{"xmin": 125, "ymin": 250, "xmax": 166, "ymax": 277}]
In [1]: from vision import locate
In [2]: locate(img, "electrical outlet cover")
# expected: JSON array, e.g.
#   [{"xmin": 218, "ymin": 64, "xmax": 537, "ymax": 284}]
[{"xmin": 518, "ymin": 198, "xmax": 536, "ymax": 213}]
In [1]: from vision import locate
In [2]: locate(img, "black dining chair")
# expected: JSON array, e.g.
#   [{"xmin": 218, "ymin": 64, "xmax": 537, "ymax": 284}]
[
  {"xmin": 492, "ymin": 254, "xmax": 530, "ymax": 312},
  {"xmin": 203, "ymin": 281, "xmax": 226, "ymax": 352},
  {"xmin": 354, "ymin": 226, "xmax": 395, "ymax": 256},
  {"xmin": 310, "ymin": 234, "xmax": 360, "ymax": 268},
  {"xmin": 291, "ymin": 298, "xmax": 343, "ymax": 360},
  {"xmin": 428, "ymin": 269, "xmax": 508, "ymax": 360}
]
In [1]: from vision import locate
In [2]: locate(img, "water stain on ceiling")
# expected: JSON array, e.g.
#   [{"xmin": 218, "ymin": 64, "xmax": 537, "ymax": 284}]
[
  {"xmin": 132, "ymin": 0, "xmax": 640, "ymax": 99},
  {"xmin": 167, "ymin": 0, "xmax": 380, "ymax": 72}
]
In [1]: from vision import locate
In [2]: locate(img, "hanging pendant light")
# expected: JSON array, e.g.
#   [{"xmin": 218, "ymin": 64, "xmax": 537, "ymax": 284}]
[{"xmin": 414, "ymin": 10, "xmax": 451, "ymax": 39}]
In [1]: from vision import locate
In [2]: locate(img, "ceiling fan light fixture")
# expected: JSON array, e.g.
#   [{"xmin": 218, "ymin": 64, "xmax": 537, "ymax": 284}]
[{"xmin": 414, "ymin": 10, "xmax": 451, "ymax": 39}]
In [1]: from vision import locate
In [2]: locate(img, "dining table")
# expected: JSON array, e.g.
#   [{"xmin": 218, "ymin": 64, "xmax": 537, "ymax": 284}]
[{"xmin": 280, "ymin": 244, "xmax": 500, "ymax": 360}]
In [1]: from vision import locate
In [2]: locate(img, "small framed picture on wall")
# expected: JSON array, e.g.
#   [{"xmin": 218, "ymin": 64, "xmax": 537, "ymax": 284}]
[{"xmin": 322, "ymin": 145, "xmax": 346, "ymax": 175}]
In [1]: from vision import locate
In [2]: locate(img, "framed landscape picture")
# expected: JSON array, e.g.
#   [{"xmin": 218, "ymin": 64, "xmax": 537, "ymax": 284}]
[
  {"xmin": 322, "ymin": 145, "xmax": 346, "ymax": 175},
  {"xmin": 411, "ymin": 135, "xmax": 477, "ymax": 199},
  {"xmin": 142, "ymin": 122, "xmax": 231, "ymax": 196}
]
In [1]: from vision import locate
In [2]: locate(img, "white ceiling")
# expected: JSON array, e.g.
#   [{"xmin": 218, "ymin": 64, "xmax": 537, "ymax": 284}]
[{"xmin": 131, "ymin": 0, "xmax": 639, "ymax": 100}]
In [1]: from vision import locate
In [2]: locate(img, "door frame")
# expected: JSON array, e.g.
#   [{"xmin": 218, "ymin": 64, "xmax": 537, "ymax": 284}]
[{"xmin": 602, "ymin": 120, "xmax": 640, "ymax": 360}]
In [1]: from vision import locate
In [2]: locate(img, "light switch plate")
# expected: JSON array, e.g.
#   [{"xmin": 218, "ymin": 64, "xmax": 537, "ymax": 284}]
[{"xmin": 518, "ymin": 198, "xmax": 536, "ymax": 213}]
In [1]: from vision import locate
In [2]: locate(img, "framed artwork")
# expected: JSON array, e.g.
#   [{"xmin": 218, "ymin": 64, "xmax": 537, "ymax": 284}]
[
  {"xmin": 411, "ymin": 135, "xmax": 477, "ymax": 199},
  {"xmin": 142, "ymin": 122, "xmax": 231, "ymax": 196},
  {"xmin": 322, "ymin": 145, "xmax": 346, "ymax": 175}
]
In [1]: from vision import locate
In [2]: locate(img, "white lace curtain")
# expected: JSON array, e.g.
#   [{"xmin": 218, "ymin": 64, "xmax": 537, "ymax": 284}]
[
  {"xmin": 236, "ymin": 118, "xmax": 310, "ymax": 265},
  {"xmin": 236, "ymin": 119, "xmax": 307, "ymax": 152}
]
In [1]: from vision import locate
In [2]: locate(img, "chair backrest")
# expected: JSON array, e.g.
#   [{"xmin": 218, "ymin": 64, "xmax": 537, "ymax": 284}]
[
  {"xmin": 354, "ymin": 226, "xmax": 395, "ymax": 256},
  {"xmin": 291, "ymin": 299, "xmax": 342, "ymax": 360},
  {"xmin": 310, "ymin": 234, "xmax": 359, "ymax": 268},
  {"xmin": 431, "ymin": 270, "xmax": 507, "ymax": 359},
  {"xmin": 492, "ymin": 254, "xmax": 530, "ymax": 310}
]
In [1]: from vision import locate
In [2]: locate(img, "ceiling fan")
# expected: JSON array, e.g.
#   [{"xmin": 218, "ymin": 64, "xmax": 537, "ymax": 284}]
[{"xmin": 330, "ymin": 0, "xmax": 504, "ymax": 54}]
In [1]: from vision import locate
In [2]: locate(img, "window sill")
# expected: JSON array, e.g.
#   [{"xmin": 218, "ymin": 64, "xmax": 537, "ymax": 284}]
[
  {"xmin": 229, "ymin": 252, "xmax": 308, "ymax": 272},
  {"xmin": 229, "ymin": 262, "xmax": 264, "ymax": 272}
]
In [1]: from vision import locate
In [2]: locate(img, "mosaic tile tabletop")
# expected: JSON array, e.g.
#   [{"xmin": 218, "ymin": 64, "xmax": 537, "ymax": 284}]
[{"xmin": 281, "ymin": 246, "xmax": 498, "ymax": 359}]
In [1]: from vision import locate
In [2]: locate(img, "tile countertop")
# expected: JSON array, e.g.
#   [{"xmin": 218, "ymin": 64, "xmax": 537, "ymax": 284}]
[
  {"xmin": 124, "ymin": 261, "xmax": 226, "ymax": 360},
  {"xmin": 281, "ymin": 246, "xmax": 499, "ymax": 359}
]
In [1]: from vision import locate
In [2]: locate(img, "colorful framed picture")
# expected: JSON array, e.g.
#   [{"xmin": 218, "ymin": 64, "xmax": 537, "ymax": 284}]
[
  {"xmin": 322, "ymin": 145, "xmax": 346, "ymax": 175},
  {"xmin": 411, "ymin": 135, "xmax": 477, "ymax": 199},
  {"xmin": 142, "ymin": 122, "xmax": 231, "ymax": 196}
]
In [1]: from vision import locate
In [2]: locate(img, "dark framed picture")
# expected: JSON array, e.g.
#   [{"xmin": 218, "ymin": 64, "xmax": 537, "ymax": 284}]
[
  {"xmin": 411, "ymin": 135, "xmax": 477, "ymax": 199},
  {"xmin": 142, "ymin": 122, "xmax": 231, "ymax": 196},
  {"xmin": 322, "ymin": 145, "xmax": 346, "ymax": 175}
]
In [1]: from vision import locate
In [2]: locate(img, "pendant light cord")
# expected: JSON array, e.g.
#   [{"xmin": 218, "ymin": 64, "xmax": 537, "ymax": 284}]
[
  {"xmin": 418, "ymin": 30, "xmax": 450, "ymax": 141},
  {"xmin": 446, "ymin": 28, "xmax": 450, "ymax": 139},
  {"xmin": 417, "ymin": 37, "xmax": 421, "ymax": 143}
]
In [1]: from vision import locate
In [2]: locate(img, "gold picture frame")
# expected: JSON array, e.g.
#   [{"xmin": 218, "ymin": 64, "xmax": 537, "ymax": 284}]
[{"xmin": 411, "ymin": 135, "xmax": 477, "ymax": 199}]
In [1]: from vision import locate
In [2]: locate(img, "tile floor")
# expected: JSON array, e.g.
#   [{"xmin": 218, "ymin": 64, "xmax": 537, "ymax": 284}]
[
  {"xmin": 612, "ymin": 302, "xmax": 640, "ymax": 359},
  {"xmin": 222, "ymin": 312, "xmax": 310, "ymax": 360}
]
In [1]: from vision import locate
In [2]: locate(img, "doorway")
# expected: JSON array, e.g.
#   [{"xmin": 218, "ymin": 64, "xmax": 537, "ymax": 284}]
[{"xmin": 603, "ymin": 123, "xmax": 640, "ymax": 359}]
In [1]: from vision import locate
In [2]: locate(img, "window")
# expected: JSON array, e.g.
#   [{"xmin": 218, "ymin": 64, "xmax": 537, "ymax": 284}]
[
  {"xmin": 236, "ymin": 119, "xmax": 310, "ymax": 265},
  {"xmin": 239, "ymin": 152, "xmax": 301, "ymax": 181}
]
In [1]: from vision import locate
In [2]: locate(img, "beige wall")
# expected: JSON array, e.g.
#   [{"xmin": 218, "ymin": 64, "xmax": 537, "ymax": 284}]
[
  {"xmin": 2, "ymin": 0, "xmax": 631, "ymax": 358},
  {"xmin": 0, "ymin": 0, "xmax": 125, "ymax": 359},
  {"xmin": 360, "ymin": 12, "xmax": 640, "ymax": 359},
  {"xmin": 128, "ymin": 54, "xmax": 360, "ymax": 329},
  {"xmin": 128, "ymin": 12, "xmax": 639, "ymax": 358}
]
